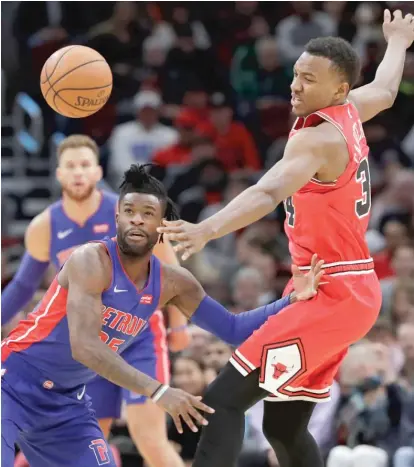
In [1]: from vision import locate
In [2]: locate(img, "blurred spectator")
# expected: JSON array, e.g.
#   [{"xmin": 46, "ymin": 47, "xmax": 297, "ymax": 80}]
[
  {"xmin": 88, "ymin": 2, "xmax": 151, "ymax": 100},
  {"xmin": 198, "ymin": 172, "xmax": 253, "ymax": 272},
  {"xmin": 373, "ymin": 213, "xmax": 411, "ymax": 280},
  {"xmin": 202, "ymin": 336, "xmax": 233, "ymax": 374},
  {"xmin": 255, "ymin": 37, "xmax": 292, "ymax": 104},
  {"xmin": 161, "ymin": 24, "xmax": 219, "ymax": 106},
  {"xmin": 198, "ymin": 92, "xmax": 262, "ymax": 171},
  {"xmin": 370, "ymin": 169, "xmax": 414, "ymax": 230},
  {"xmin": 276, "ymin": 1, "xmax": 335, "ymax": 65},
  {"xmin": 381, "ymin": 244, "xmax": 414, "ymax": 321},
  {"xmin": 329, "ymin": 342, "xmax": 413, "ymax": 466},
  {"xmin": 152, "ymin": 109, "xmax": 200, "ymax": 168},
  {"xmin": 390, "ymin": 278, "xmax": 414, "ymax": 330},
  {"xmin": 230, "ymin": 267, "xmax": 263, "ymax": 313},
  {"xmin": 108, "ymin": 90, "xmax": 178, "ymax": 186},
  {"xmin": 167, "ymin": 356, "xmax": 209, "ymax": 465},
  {"xmin": 397, "ymin": 323, "xmax": 414, "ymax": 387},
  {"xmin": 153, "ymin": 5, "xmax": 211, "ymax": 51}
]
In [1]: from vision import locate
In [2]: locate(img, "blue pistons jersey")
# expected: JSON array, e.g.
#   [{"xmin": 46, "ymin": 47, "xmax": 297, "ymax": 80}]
[
  {"xmin": 49, "ymin": 190, "xmax": 118, "ymax": 270},
  {"xmin": 1, "ymin": 237, "xmax": 162, "ymax": 389}
]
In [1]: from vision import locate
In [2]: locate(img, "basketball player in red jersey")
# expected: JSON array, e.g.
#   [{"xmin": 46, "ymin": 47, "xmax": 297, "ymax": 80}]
[
  {"xmin": 159, "ymin": 10, "xmax": 414, "ymax": 467},
  {"xmin": 2, "ymin": 134, "xmax": 191, "ymax": 467}
]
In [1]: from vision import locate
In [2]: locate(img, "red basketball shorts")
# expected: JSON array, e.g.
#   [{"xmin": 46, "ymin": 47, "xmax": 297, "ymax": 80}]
[{"xmin": 230, "ymin": 271, "xmax": 381, "ymax": 403}]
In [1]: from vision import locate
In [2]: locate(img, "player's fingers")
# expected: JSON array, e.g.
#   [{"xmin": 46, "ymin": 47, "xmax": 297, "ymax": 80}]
[
  {"xmin": 157, "ymin": 225, "xmax": 186, "ymax": 234},
  {"xmin": 384, "ymin": 9, "xmax": 391, "ymax": 23},
  {"xmin": 291, "ymin": 264, "xmax": 302, "ymax": 277},
  {"xmin": 404, "ymin": 13, "xmax": 413, "ymax": 23},
  {"xmin": 174, "ymin": 241, "xmax": 194, "ymax": 253},
  {"xmin": 191, "ymin": 396, "xmax": 215, "ymax": 414},
  {"xmin": 172, "ymin": 414, "xmax": 183, "ymax": 434},
  {"xmin": 314, "ymin": 270, "xmax": 325, "ymax": 287},
  {"xmin": 163, "ymin": 219, "xmax": 184, "ymax": 226},
  {"xmin": 310, "ymin": 253, "xmax": 318, "ymax": 269},
  {"xmin": 187, "ymin": 405, "xmax": 209, "ymax": 427},
  {"xmin": 182, "ymin": 247, "xmax": 196, "ymax": 261},
  {"xmin": 181, "ymin": 409, "xmax": 199, "ymax": 433},
  {"xmin": 393, "ymin": 9, "xmax": 402, "ymax": 20},
  {"xmin": 314, "ymin": 259, "xmax": 325, "ymax": 274}
]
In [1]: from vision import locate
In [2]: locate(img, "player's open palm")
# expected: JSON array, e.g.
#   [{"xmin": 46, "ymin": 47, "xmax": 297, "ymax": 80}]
[
  {"xmin": 156, "ymin": 386, "xmax": 215, "ymax": 434},
  {"xmin": 292, "ymin": 254, "xmax": 325, "ymax": 301},
  {"xmin": 383, "ymin": 9, "xmax": 414, "ymax": 49}
]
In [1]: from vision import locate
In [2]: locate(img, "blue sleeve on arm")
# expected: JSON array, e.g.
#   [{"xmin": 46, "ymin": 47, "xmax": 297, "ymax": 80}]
[
  {"xmin": 1, "ymin": 252, "xmax": 49, "ymax": 325},
  {"xmin": 191, "ymin": 294, "xmax": 291, "ymax": 346}
]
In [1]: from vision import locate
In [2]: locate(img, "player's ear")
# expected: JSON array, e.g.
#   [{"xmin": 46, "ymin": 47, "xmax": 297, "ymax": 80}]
[{"xmin": 336, "ymin": 81, "xmax": 349, "ymax": 102}]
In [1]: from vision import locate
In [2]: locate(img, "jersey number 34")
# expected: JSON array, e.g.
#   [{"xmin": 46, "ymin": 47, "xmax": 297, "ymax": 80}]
[{"xmin": 284, "ymin": 158, "xmax": 371, "ymax": 226}]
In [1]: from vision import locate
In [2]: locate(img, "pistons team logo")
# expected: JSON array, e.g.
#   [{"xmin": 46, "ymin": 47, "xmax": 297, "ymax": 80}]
[
  {"xmin": 43, "ymin": 380, "xmax": 54, "ymax": 389},
  {"xmin": 271, "ymin": 360, "xmax": 294, "ymax": 379}
]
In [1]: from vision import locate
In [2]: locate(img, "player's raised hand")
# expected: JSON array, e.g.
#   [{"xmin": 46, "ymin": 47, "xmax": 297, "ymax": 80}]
[
  {"xmin": 291, "ymin": 254, "xmax": 325, "ymax": 301},
  {"xmin": 383, "ymin": 9, "xmax": 414, "ymax": 48},
  {"xmin": 157, "ymin": 220, "xmax": 212, "ymax": 261},
  {"xmin": 155, "ymin": 386, "xmax": 215, "ymax": 434}
]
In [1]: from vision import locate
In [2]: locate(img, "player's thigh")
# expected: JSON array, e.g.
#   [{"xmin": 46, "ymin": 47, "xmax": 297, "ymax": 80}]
[
  {"xmin": 87, "ymin": 375, "xmax": 122, "ymax": 421},
  {"xmin": 20, "ymin": 413, "xmax": 117, "ymax": 467}
]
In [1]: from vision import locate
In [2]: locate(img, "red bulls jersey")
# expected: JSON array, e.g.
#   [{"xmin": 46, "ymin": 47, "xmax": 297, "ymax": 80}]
[
  {"xmin": 1, "ymin": 237, "xmax": 162, "ymax": 388},
  {"xmin": 284, "ymin": 101, "xmax": 374, "ymax": 275}
]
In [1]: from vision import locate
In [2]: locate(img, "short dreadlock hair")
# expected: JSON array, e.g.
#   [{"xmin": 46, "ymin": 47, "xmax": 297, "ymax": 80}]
[
  {"xmin": 119, "ymin": 164, "xmax": 180, "ymax": 241},
  {"xmin": 305, "ymin": 36, "xmax": 361, "ymax": 89}
]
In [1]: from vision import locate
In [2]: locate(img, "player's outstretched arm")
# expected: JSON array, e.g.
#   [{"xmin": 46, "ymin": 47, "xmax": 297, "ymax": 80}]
[
  {"xmin": 166, "ymin": 255, "xmax": 325, "ymax": 346},
  {"xmin": 64, "ymin": 244, "xmax": 213, "ymax": 434},
  {"xmin": 1, "ymin": 210, "xmax": 50, "ymax": 325},
  {"xmin": 349, "ymin": 9, "xmax": 414, "ymax": 123},
  {"xmin": 158, "ymin": 129, "xmax": 328, "ymax": 260}
]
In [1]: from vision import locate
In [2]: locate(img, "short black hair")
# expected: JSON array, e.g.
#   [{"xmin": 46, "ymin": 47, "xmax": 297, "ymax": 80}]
[
  {"xmin": 304, "ymin": 36, "xmax": 361, "ymax": 89},
  {"xmin": 119, "ymin": 164, "xmax": 179, "ymax": 240}
]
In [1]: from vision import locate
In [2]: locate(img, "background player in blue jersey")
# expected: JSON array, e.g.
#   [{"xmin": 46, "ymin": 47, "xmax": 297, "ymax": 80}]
[
  {"xmin": 2, "ymin": 164, "xmax": 324, "ymax": 467},
  {"xmin": 1, "ymin": 135, "xmax": 191, "ymax": 466}
]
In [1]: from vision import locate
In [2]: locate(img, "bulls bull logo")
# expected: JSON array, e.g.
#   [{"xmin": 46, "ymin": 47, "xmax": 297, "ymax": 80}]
[{"xmin": 271, "ymin": 359, "xmax": 294, "ymax": 379}]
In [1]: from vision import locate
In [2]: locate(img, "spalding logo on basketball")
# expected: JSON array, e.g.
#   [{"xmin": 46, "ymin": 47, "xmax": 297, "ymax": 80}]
[{"xmin": 40, "ymin": 45, "xmax": 113, "ymax": 118}]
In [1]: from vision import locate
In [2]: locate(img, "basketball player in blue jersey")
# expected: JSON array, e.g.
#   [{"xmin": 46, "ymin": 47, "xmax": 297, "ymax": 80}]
[
  {"xmin": 2, "ymin": 164, "xmax": 324, "ymax": 467},
  {"xmin": 1, "ymin": 135, "xmax": 191, "ymax": 467}
]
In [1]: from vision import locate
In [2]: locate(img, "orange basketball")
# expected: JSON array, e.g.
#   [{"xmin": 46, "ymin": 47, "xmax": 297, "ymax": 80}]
[{"xmin": 40, "ymin": 45, "xmax": 112, "ymax": 118}]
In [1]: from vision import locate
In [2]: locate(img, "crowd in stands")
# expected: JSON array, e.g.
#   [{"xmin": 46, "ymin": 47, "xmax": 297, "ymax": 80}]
[{"xmin": 2, "ymin": 1, "xmax": 414, "ymax": 466}]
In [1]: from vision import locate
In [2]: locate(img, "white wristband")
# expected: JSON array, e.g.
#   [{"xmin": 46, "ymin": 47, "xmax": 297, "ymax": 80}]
[{"xmin": 151, "ymin": 384, "xmax": 169, "ymax": 402}]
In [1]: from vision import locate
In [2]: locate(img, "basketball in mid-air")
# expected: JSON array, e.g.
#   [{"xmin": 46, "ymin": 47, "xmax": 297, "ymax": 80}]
[{"xmin": 40, "ymin": 45, "xmax": 112, "ymax": 118}]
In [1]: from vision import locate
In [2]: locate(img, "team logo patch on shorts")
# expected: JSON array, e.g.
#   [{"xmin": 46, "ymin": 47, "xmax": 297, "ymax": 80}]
[{"xmin": 259, "ymin": 339, "xmax": 305, "ymax": 398}]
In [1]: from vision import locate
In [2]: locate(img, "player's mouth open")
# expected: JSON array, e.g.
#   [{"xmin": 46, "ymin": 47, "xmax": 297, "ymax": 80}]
[
  {"xmin": 291, "ymin": 95, "xmax": 302, "ymax": 106},
  {"xmin": 127, "ymin": 230, "xmax": 147, "ymax": 240}
]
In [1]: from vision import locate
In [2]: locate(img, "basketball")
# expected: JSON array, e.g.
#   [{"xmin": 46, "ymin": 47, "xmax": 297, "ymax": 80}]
[{"xmin": 40, "ymin": 45, "xmax": 112, "ymax": 118}]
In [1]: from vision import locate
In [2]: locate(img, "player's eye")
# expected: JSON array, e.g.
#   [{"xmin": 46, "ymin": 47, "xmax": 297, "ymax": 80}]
[
  {"xmin": 145, "ymin": 211, "xmax": 154, "ymax": 217},
  {"xmin": 125, "ymin": 208, "xmax": 133, "ymax": 214}
]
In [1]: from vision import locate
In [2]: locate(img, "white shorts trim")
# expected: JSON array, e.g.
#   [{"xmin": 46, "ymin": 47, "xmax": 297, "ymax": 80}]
[
  {"xmin": 234, "ymin": 349, "xmax": 256, "ymax": 370},
  {"xmin": 298, "ymin": 258, "xmax": 373, "ymax": 270},
  {"xmin": 229, "ymin": 357, "xmax": 249, "ymax": 377},
  {"xmin": 264, "ymin": 394, "xmax": 332, "ymax": 403},
  {"xmin": 285, "ymin": 385, "xmax": 330, "ymax": 394}
]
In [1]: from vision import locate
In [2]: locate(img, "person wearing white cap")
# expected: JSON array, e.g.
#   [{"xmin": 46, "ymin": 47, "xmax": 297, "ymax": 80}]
[{"xmin": 109, "ymin": 90, "xmax": 178, "ymax": 186}]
